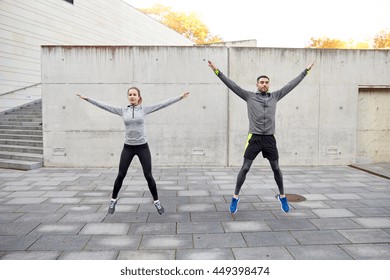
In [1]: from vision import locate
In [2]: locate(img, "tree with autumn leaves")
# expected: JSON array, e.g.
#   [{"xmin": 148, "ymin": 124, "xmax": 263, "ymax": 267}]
[
  {"xmin": 307, "ymin": 29, "xmax": 390, "ymax": 49},
  {"xmin": 141, "ymin": 4, "xmax": 389, "ymax": 49},
  {"xmin": 140, "ymin": 4, "xmax": 222, "ymax": 44}
]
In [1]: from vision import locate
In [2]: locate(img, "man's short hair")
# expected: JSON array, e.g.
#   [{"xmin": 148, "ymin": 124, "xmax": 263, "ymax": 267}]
[{"xmin": 257, "ymin": 75, "xmax": 270, "ymax": 83}]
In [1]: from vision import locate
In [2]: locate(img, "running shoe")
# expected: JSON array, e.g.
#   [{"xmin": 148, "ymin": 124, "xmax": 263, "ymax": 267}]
[
  {"xmin": 277, "ymin": 195, "xmax": 289, "ymax": 213},
  {"xmin": 229, "ymin": 197, "xmax": 240, "ymax": 213},
  {"xmin": 108, "ymin": 199, "xmax": 118, "ymax": 214},
  {"xmin": 154, "ymin": 201, "xmax": 164, "ymax": 215}
]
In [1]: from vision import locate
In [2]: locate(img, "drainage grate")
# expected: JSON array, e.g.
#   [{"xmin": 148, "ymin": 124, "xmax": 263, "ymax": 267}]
[
  {"xmin": 286, "ymin": 194, "xmax": 306, "ymax": 202},
  {"xmin": 276, "ymin": 194, "xmax": 306, "ymax": 202}
]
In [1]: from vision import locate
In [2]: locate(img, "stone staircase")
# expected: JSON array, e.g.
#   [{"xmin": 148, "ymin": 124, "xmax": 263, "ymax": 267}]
[{"xmin": 0, "ymin": 100, "xmax": 43, "ymax": 170}]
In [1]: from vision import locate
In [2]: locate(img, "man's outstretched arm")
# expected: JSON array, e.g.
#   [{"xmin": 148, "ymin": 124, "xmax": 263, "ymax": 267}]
[{"xmin": 208, "ymin": 60, "xmax": 249, "ymax": 101}]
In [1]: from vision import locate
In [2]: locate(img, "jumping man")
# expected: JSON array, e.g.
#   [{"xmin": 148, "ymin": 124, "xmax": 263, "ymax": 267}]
[{"xmin": 208, "ymin": 59, "xmax": 315, "ymax": 213}]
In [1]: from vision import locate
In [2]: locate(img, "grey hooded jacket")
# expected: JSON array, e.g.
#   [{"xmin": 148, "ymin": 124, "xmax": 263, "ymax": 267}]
[{"xmin": 216, "ymin": 69, "xmax": 308, "ymax": 135}]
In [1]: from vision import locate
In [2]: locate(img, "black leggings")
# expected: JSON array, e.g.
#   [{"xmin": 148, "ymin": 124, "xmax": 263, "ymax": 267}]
[
  {"xmin": 234, "ymin": 158, "xmax": 284, "ymax": 196},
  {"xmin": 112, "ymin": 143, "xmax": 158, "ymax": 200}
]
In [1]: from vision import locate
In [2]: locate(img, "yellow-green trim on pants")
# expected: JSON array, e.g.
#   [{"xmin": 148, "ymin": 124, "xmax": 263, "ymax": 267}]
[{"xmin": 243, "ymin": 133, "xmax": 253, "ymax": 156}]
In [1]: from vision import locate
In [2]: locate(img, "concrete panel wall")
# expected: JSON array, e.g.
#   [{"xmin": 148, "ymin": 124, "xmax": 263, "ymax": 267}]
[
  {"xmin": 42, "ymin": 46, "xmax": 389, "ymax": 167},
  {"xmin": 42, "ymin": 46, "xmax": 228, "ymax": 167}
]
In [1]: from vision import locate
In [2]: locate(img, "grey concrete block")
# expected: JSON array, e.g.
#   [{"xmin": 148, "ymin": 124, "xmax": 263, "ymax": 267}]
[
  {"xmin": 243, "ymin": 232, "xmax": 299, "ymax": 247},
  {"xmin": 309, "ymin": 218, "xmax": 362, "ymax": 230},
  {"xmin": 222, "ymin": 221, "xmax": 271, "ymax": 232},
  {"xmin": 129, "ymin": 222, "xmax": 176, "ymax": 235},
  {"xmin": 287, "ymin": 245, "xmax": 353, "ymax": 260},
  {"xmin": 29, "ymin": 235, "xmax": 91, "ymax": 251},
  {"xmin": 177, "ymin": 222, "xmax": 224, "ymax": 234},
  {"xmin": 291, "ymin": 230, "xmax": 351, "ymax": 245},
  {"xmin": 1, "ymin": 251, "xmax": 61, "ymax": 260},
  {"xmin": 233, "ymin": 246, "xmax": 294, "ymax": 260},
  {"xmin": 85, "ymin": 235, "xmax": 141, "ymax": 250},
  {"xmin": 176, "ymin": 248, "xmax": 234, "ymax": 260},
  {"xmin": 117, "ymin": 250, "xmax": 175, "ymax": 260},
  {"xmin": 79, "ymin": 223, "xmax": 130, "ymax": 235},
  {"xmin": 340, "ymin": 244, "xmax": 390, "ymax": 260},
  {"xmin": 140, "ymin": 234, "xmax": 193, "ymax": 249},
  {"xmin": 339, "ymin": 229, "xmax": 390, "ymax": 243},
  {"xmin": 194, "ymin": 233, "xmax": 246, "ymax": 249}
]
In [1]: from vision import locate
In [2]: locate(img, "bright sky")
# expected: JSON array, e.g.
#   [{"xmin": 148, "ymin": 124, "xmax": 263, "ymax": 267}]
[{"xmin": 124, "ymin": 0, "xmax": 390, "ymax": 47}]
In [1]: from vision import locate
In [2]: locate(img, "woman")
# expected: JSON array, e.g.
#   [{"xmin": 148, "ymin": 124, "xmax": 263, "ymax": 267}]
[{"xmin": 76, "ymin": 87, "xmax": 189, "ymax": 214}]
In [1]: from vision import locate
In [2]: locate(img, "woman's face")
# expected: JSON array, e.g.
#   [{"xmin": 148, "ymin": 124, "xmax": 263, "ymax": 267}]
[{"xmin": 128, "ymin": 88, "xmax": 140, "ymax": 105}]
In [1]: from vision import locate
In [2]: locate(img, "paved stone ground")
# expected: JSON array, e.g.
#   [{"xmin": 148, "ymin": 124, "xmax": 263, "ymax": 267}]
[{"xmin": 0, "ymin": 164, "xmax": 389, "ymax": 260}]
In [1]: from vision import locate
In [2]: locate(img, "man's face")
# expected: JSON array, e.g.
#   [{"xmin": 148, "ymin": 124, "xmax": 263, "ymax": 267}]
[{"xmin": 256, "ymin": 78, "xmax": 270, "ymax": 93}]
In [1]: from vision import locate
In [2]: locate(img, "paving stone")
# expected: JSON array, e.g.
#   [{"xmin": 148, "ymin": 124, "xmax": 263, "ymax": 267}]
[
  {"xmin": 59, "ymin": 251, "xmax": 118, "ymax": 260},
  {"xmin": 340, "ymin": 244, "xmax": 390, "ymax": 260},
  {"xmin": 194, "ymin": 233, "xmax": 246, "ymax": 249},
  {"xmin": 177, "ymin": 248, "xmax": 234, "ymax": 260},
  {"xmin": 0, "ymin": 235, "xmax": 39, "ymax": 251},
  {"xmin": 266, "ymin": 219, "xmax": 317, "ymax": 231},
  {"xmin": 232, "ymin": 210, "xmax": 275, "ymax": 221},
  {"xmin": 85, "ymin": 235, "xmax": 141, "ymax": 250},
  {"xmin": 339, "ymin": 229, "xmax": 390, "ymax": 243},
  {"xmin": 118, "ymin": 249, "xmax": 173, "ymax": 260},
  {"xmin": 103, "ymin": 212, "xmax": 148, "ymax": 223},
  {"xmin": 31, "ymin": 223, "xmax": 85, "ymax": 235},
  {"xmin": 287, "ymin": 245, "xmax": 353, "ymax": 260},
  {"xmin": 312, "ymin": 208, "xmax": 356, "ymax": 218},
  {"xmin": 291, "ymin": 230, "xmax": 351, "ymax": 245},
  {"xmin": 15, "ymin": 213, "xmax": 65, "ymax": 223},
  {"xmin": 324, "ymin": 193, "xmax": 364, "ymax": 200},
  {"xmin": 0, "ymin": 213, "xmax": 23, "ymax": 222},
  {"xmin": 191, "ymin": 212, "xmax": 234, "ymax": 222},
  {"xmin": 233, "ymin": 246, "xmax": 294, "ymax": 260},
  {"xmin": 16, "ymin": 204, "xmax": 63, "ymax": 213},
  {"xmin": 79, "ymin": 223, "xmax": 130, "ymax": 235},
  {"xmin": 351, "ymin": 217, "xmax": 390, "ymax": 228},
  {"xmin": 140, "ymin": 234, "xmax": 193, "ymax": 249},
  {"xmin": 0, "ymin": 251, "xmax": 61, "ymax": 260},
  {"xmin": 29, "ymin": 235, "xmax": 91, "ymax": 251},
  {"xmin": 0, "ymin": 222, "xmax": 40, "ymax": 235},
  {"xmin": 243, "ymin": 232, "xmax": 299, "ymax": 247},
  {"xmin": 309, "ymin": 218, "xmax": 362, "ymax": 230},
  {"xmin": 222, "ymin": 221, "xmax": 271, "ymax": 232},
  {"xmin": 177, "ymin": 222, "xmax": 224, "ymax": 234},
  {"xmin": 349, "ymin": 207, "xmax": 390, "ymax": 217},
  {"xmin": 178, "ymin": 203, "xmax": 216, "ymax": 212},
  {"xmin": 59, "ymin": 212, "xmax": 107, "ymax": 223},
  {"xmin": 5, "ymin": 197, "xmax": 47, "ymax": 204},
  {"xmin": 147, "ymin": 212, "xmax": 190, "ymax": 223},
  {"xmin": 129, "ymin": 222, "xmax": 176, "ymax": 235}
]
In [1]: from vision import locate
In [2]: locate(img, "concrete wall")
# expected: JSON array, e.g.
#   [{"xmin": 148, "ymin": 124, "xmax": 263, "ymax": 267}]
[
  {"xmin": 0, "ymin": 0, "xmax": 192, "ymax": 111},
  {"xmin": 42, "ymin": 46, "xmax": 390, "ymax": 167}
]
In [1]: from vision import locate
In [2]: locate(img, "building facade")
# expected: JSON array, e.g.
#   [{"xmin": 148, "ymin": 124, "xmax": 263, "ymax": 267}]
[{"xmin": 0, "ymin": 0, "xmax": 193, "ymax": 111}]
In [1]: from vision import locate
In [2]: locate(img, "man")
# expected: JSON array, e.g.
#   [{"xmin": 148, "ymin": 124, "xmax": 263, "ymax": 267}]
[{"xmin": 208, "ymin": 59, "xmax": 315, "ymax": 213}]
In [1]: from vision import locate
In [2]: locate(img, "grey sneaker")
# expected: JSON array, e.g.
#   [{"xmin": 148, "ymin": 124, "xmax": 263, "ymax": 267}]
[
  {"xmin": 108, "ymin": 199, "xmax": 117, "ymax": 214},
  {"xmin": 154, "ymin": 201, "xmax": 164, "ymax": 215}
]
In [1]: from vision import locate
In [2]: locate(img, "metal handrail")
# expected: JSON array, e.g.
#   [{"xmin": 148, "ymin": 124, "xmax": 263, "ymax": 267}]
[{"xmin": 0, "ymin": 83, "xmax": 42, "ymax": 97}]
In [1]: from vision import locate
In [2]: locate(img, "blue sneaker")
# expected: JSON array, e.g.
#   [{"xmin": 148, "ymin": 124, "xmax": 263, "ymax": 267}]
[
  {"xmin": 277, "ymin": 195, "xmax": 289, "ymax": 213},
  {"xmin": 229, "ymin": 197, "xmax": 240, "ymax": 213}
]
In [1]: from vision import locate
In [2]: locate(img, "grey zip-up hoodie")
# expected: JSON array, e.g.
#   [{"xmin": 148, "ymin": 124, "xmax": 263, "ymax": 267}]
[
  {"xmin": 85, "ymin": 96, "xmax": 181, "ymax": 145},
  {"xmin": 216, "ymin": 69, "xmax": 308, "ymax": 135}
]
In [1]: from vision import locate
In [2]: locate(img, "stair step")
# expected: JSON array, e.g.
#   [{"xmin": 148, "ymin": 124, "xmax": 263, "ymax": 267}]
[
  {"xmin": 0, "ymin": 134, "xmax": 43, "ymax": 140},
  {"xmin": 0, "ymin": 151, "xmax": 43, "ymax": 162},
  {"xmin": 0, "ymin": 144, "xmax": 43, "ymax": 154},
  {"xmin": 0, "ymin": 99, "xmax": 43, "ymax": 170},
  {"xmin": 0, "ymin": 125, "xmax": 42, "ymax": 131},
  {"xmin": 0, "ymin": 121, "xmax": 41, "ymax": 126},
  {"xmin": 0, "ymin": 129, "xmax": 42, "ymax": 135},
  {"xmin": 0, "ymin": 159, "xmax": 42, "ymax": 171},
  {"xmin": 0, "ymin": 139, "xmax": 43, "ymax": 147}
]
